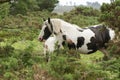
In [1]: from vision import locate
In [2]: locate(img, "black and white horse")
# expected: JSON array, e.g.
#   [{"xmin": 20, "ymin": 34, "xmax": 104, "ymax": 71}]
[
  {"xmin": 42, "ymin": 24, "xmax": 80, "ymax": 56},
  {"xmin": 38, "ymin": 18, "xmax": 115, "ymax": 59}
]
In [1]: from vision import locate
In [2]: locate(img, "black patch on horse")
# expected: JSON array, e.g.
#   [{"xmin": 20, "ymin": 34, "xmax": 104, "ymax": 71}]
[
  {"xmin": 60, "ymin": 29, "xmax": 62, "ymax": 33},
  {"xmin": 54, "ymin": 32, "xmax": 57, "ymax": 35},
  {"xmin": 77, "ymin": 37, "xmax": 85, "ymax": 49},
  {"xmin": 62, "ymin": 41, "xmax": 65, "ymax": 46},
  {"xmin": 48, "ymin": 18, "xmax": 51, "ymax": 23},
  {"xmin": 43, "ymin": 27, "xmax": 52, "ymax": 40},
  {"xmin": 62, "ymin": 35, "xmax": 66, "ymax": 40},
  {"xmin": 48, "ymin": 18, "xmax": 53, "ymax": 32},
  {"xmin": 62, "ymin": 41, "xmax": 76, "ymax": 49},
  {"xmin": 68, "ymin": 43, "xmax": 76, "ymax": 49},
  {"xmin": 49, "ymin": 22, "xmax": 53, "ymax": 32},
  {"xmin": 89, "ymin": 25, "xmax": 110, "ymax": 48},
  {"xmin": 87, "ymin": 37, "xmax": 98, "ymax": 54}
]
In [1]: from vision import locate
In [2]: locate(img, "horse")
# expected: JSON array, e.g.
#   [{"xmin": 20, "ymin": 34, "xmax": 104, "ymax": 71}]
[{"xmin": 38, "ymin": 18, "xmax": 115, "ymax": 59}]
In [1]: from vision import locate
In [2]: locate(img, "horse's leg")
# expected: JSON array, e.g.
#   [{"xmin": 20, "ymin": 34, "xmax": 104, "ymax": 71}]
[{"xmin": 99, "ymin": 48, "xmax": 110, "ymax": 60}]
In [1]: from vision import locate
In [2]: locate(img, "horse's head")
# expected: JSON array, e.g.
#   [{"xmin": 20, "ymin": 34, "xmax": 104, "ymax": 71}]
[
  {"xmin": 38, "ymin": 18, "xmax": 53, "ymax": 42},
  {"xmin": 38, "ymin": 18, "xmax": 63, "ymax": 42}
]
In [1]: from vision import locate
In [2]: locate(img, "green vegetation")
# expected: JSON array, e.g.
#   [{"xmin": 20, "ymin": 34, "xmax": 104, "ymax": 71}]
[
  {"xmin": 99, "ymin": 0, "xmax": 120, "ymax": 30},
  {"xmin": 62, "ymin": 6, "xmax": 100, "ymax": 27},
  {"xmin": 37, "ymin": 0, "xmax": 59, "ymax": 12},
  {"xmin": 99, "ymin": 0, "xmax": 120, "ymax": 57},
  {"xmin": 0, "ymin": 0, "xmax": 120, "ymax": 80}
]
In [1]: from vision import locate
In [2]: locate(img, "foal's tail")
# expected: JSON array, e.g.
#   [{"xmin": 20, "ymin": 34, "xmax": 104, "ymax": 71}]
[{"xmin": 109, "ymin": 28, "xmax": 115, "ymax": 40}]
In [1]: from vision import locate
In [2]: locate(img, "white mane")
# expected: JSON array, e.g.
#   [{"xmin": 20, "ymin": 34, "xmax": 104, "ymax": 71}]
[
  {"xmin": 50, "ymin": 19, "xmax": 82, "ymax": 35},
  {"xmin": 50, "ymin": 19, "xmax": 62, "ymax": 34}
]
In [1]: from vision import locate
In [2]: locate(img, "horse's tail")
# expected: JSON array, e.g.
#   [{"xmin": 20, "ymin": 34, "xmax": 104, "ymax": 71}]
[{"xmin": 108, "ymin": 28, "xmax": 115, "ymax": 40}]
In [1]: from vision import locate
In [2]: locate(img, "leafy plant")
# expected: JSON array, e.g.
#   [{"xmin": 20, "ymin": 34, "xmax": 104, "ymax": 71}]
[{"xmin": 0, "ymin": 2, "xmax": 10, "ymax": 21}]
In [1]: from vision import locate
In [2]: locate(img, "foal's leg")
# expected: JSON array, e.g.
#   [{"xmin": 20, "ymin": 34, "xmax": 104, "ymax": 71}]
[
  {"xmin": 99, "ymin": 48, "xmax": 110, "ymax": 60},
  {"xmin": 43, "ymin": 46, "xmax": 50, "ymax": 62}
]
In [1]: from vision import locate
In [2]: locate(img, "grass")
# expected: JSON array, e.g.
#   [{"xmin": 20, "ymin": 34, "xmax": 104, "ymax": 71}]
[{"xmin": 0, "ymin": 29, "xmax": 119, "ymax": 80}]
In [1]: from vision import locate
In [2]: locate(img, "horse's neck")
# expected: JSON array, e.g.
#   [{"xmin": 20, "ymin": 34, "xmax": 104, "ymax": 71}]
[
  {"xmin": 53, "ymin": 19, "xmax": 82, "ymax": 45},
  {"xmin": 61, "ymin": 21, "xmax": 82, "ymax": 36},
  {"xmin": 61, "ymin": 21, "xmax": 75, "ymax": 29}
]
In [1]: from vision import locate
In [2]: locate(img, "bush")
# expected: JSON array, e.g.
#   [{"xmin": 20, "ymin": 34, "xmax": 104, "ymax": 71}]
[
  {"xmin": 99, "ymin": 0, "xmax": 120, "ymax": 30},
  {"xmin": 0, "ymin": 3, "xmax": 10, "ymax": 21},
  {"xmin": 61, "ymin": 6, "xmax": 100, "ymax": 27},
  {"xmin": 40, "ymin": 48, "xmax": 119, "ymax": 80}
]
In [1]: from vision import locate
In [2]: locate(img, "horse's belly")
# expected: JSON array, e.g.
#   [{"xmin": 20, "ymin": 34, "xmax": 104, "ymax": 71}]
[
  {"xmin": 78, "ymin": 43, "xmax": 97, "ymax": 54},
  {"xmin": 78, "ymin": 45, "xmax": 92, "ymax": 54}
]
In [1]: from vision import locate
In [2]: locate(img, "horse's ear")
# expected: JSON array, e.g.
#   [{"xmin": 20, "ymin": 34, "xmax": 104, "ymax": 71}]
[
  {"xmin": 43, "ymin": 18, "xmax": 46, "ymax": 21},
  {"xmin": 48, "ymin": 17, "xmax": 51, "ymax": 23}
]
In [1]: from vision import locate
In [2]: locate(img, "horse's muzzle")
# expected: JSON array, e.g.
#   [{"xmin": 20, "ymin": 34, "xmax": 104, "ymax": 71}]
[
  {"xmin": 38, "ymin": 37, "xmax": 45, "ymax": 42},
  {"xmin": 38, "ymin": 37, "xmax": 43, "ymax": 41}
]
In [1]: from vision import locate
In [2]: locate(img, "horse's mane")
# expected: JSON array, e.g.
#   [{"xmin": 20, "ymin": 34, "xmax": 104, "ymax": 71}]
[
  {"xmin": 50, "ymin": 18, "xmax": 82, "ymax": 34},
  {"xmin": 50, "ymin": 19, "xmax": 62, "ymax": 33}
]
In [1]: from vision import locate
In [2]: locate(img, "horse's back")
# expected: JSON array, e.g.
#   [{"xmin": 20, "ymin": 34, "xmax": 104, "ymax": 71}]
[{"xmin": 76, "ymin": 25, "xmax": 115, "ymax": 54}]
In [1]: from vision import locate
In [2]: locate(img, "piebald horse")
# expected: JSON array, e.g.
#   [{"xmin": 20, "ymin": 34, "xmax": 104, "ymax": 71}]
[
  {"xmin": 38, "ymin": 18, "xmax": 115, "ymax": 59},
  {"xmin": 43, "ymin": 24, "xmax": 82, "ymax": 55}
]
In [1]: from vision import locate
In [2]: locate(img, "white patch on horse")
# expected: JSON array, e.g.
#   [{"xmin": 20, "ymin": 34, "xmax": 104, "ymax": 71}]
[
  {"xmin": 77, "ymin": 29, "xmax": 95, "ymax": 53},
  {"xmin": 108, "ymin": 28, "xmax": 115, "ymax": 40}
]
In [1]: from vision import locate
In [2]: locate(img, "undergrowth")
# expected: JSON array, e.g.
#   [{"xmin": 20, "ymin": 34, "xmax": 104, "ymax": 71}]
[{"xmin": 0, "ymin": 8, "xmax": 119, "ymax": 80}]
